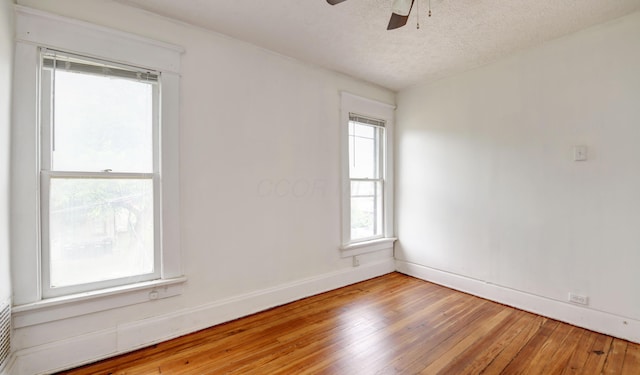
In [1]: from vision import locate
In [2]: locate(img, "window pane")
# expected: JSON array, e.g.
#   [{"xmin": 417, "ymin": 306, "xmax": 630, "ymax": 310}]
[
  {"xmin": 51, "ymin": 70, "xmax": 153, "ymax": 172},
  {"xmin": 348, "ymin": 122, "xmax": 382, "ymax": 179},
  {"xmin": 354, "ymin": 122, "xmax": 374, "ymax": 138},
  {"xmin": 350, "ymin": 180, "xmax": 383, "ymax": 241},
  {"xmin": 351, "ymin": 179, "xmax": 376, "ymax": 196},
  {"xmin": 49, "ymin": 178, "xmax": 154, "ymax": 288}
]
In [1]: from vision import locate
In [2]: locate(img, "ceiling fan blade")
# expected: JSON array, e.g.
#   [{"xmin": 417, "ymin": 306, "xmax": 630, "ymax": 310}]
[
  {"xmin": 387, "ymin": 0, "xmax": 414, "ymax": 30},
  {"xmin": 387, "ymin": 13, "xmax": 409, "ymax": 30},
  {"xmin": 327, "ymin": 0, "xmax": 347, "ymax": 4}
]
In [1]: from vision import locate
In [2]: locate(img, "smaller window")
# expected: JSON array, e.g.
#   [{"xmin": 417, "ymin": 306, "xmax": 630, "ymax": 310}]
[
  {"xmin": 340, "ymin": 93, "xmax": 395, "ymax": 252},
  {"xmin": 348, "ymin": 114, "xmax": 385, "ymax": 242}
]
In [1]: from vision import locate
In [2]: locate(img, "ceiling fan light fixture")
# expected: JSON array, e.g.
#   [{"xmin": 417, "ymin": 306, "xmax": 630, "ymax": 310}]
[
  {"xmin": 326, "ymin": 0, "xmax": 420, "ymax": 31},
  {"xmin": 391, "ymin": 0, "xmax": 413, "ymax": 16}
]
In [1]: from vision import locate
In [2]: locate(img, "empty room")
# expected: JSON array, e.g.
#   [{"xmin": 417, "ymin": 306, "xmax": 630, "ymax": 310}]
[{"xmin": 1, "ymin": 0, "xmax": 640, "ymax": 374}]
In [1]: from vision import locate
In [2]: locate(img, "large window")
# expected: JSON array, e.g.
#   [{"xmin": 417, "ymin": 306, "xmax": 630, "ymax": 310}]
[
  {"xmin": 348, "ymin": 115, "xmax": 385, "ymax": 242},
  {"xmin": 340, "ymin": 92, "xmax": 395, "ymax": 254},
  {"xmin": 11, "ymin": 7, "xmax": 183, "ymax": 323},
  {"xmin": 40, "ymin": 50, "xmax": 160, "ymax": 297}
]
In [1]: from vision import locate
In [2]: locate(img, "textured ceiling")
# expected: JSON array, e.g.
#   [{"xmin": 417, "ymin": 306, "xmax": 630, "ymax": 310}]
[{"xmin": 117, "ymin": 0, "xmax": 640, "ymax": 91}]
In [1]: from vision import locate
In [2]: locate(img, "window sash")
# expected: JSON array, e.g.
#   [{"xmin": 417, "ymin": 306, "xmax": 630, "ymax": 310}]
[
  {"xmin": 349, "ymin": 113, "xmax": 386, "ymax": 128},
  {"xmin": 349, "ymin": 178, "xmax": 384, "ymax": 242},
  {"xmin": 40, "ymin": 51, "xmax": 159, "ymax": 174},
  {"xmin": 348, "ymin": 119, "xmax": 386, "ymax": 243},
  {"xmin": 39, "ymin": 50, "xmax": 162, "ymax": 298},
  {"xmin": 40, "ymin": 173, "xmax": 161, "ymax": 297},
  {"xmin": 41, "ymin": 49, "xmax": 159, "ymax": 83}
]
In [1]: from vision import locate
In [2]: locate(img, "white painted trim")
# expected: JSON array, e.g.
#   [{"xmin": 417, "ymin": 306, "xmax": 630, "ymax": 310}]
[
  {"xmin": 11, "ymin": 259, "xmax": 395, "ymax": 375},
  {"xmin": 14, "ymin": 329, "xmax": 117, "ymax": 375},
  {"xmin": 14, "ymin": 5, "xmax": 183, "ymax": 73},
  {"xmin": 341, "ymin": 92, "xmax": 396, "ymax": 110},
  {"xmin": 12, "ymin": 277, "xmax": 186, "ymax": 328},
  {"xmin": 158, "ymin": 72, "xmax": 182, "ymax": 279},
  {"xmin": 396, "ymin": 260, "xmax": 640, "ymax": 344},
  {"xmin": 10, "ymin": 42, "xmax": 41, "ymax": 305},
  {"xmin": 340, "ymin": 237, "xmax": 397, "ymax": 257}
]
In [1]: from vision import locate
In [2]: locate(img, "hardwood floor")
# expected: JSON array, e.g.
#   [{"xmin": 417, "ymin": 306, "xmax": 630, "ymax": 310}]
[{"xmin": 59, "ymin": 273, "xmax": 640, "ymax": 374}]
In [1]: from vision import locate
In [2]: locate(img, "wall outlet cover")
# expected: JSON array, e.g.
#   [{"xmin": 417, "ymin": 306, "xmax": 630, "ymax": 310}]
[{"xmin": 568, "ymin": 293, "xmax": 589, "ymax": 305}]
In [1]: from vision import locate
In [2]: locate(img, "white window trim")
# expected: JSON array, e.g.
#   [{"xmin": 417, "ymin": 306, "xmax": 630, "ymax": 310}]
[
  {"xmin": 339, "ymin": 92, "xmax": 396, "ymax": 257},
  {"xmin": 10, "ymin": 6, "xmax": 184, "ymax": 322},
  {"xmin": 11, "ymin": 277, "xmax": 187, "ymax": 328},
  {"xmin": 340, "ymin": 237, "xmax": 398, "ymax": 258}
]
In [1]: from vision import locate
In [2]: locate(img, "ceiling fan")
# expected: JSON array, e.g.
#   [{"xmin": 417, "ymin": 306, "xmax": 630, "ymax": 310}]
[{"xmin": 327, "ymin": 0, "xmax": 419, "ymax": 30}]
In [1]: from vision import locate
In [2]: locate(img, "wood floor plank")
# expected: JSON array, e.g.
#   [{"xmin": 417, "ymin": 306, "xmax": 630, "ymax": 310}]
[
  {"xmin": 479, "ymin": 314, "xmax": 547, "ymax": 374},
  {"xmin": 580, "ymin": 331, "xmax": 613, "ymax": 374},
  {"xmin": 417, "ymin": 308, "xmax": 514, "ymax": 374},
  {"xmin": 541, "ymin": 325, "xmax": 587, "ymax": 375},
  {"xmin": 502, "ymin": 318, "xmax": 562, "ymax": 372},
  {"xmin": 57, "ymin": 273, "xmax": 640, "ymax": 375},
  {"xmin": 561, "ymin": 329, "xmax": 600, "ymax": 375},
  {"xmin": 603, "ymin": 338, "xmax": 628, "ymax": 374},
  {"xmin": 302, "ymin": 287, "xmax": 469, "ymax": 374},
  {"xmin": 235, "ymin": 281, "xmax": 454, "ymax": 374},
  {"xmin": 371, "ymin": 298, "xmax": 500, "ymax": 374},
  {"xmin": 523, "ymin": 318, "xmax": 577, "ymax": 375},
  {"xmin": 435, "ymin": 309, "xmax": 531, "ymax": 374},
  {"xmin": 621, "ymin": 341, "xmax": 640, "ymax": 375}
]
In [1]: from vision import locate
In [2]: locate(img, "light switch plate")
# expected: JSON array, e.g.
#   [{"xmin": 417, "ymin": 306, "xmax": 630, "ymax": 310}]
[{"xmin": 574, "ymin": 145, "xmax": 588, "ymax": 161}]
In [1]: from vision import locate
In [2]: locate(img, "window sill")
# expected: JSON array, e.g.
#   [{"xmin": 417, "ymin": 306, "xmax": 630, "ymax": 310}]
[
  {"xmin": 340, "ymin": 237, "xmax": 397, "ymax": 258},
  {"xmin": 12, "ymin": 277, "xmax": 187, "ymax": 328}
]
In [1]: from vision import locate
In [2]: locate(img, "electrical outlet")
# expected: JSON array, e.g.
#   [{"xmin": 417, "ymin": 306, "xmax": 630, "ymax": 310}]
[
  {"xmin": 568, "ymin": 293, "xmax": 588, "ymax": 305},
  {"xmin": 352, "ymin": 256, "xmax": 360, "ymax": 267}
]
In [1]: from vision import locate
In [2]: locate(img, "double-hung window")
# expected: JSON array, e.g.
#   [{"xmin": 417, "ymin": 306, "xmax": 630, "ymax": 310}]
[
  {"xmin": 348, "ymin": 114, "xmax": 385, "ymax": 242},
  {"xmin": 340, "ymin": 92, "xmax": 396, "ymax": 255},
  {"xmin": 11, "ymin": 7, "xmax": 183, "ymax": 324},
  {"xmin": 40, "ymin": 50, "xmax": 160, "ymax": 297}
]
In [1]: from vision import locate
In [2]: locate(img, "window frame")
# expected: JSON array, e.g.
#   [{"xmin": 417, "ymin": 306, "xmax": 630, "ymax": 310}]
[
  {"xmin": 348, "ymin": 116, "xmax": 386, "ymax": 242},
  {"xmin": 340, "ymin": 92, "xmax": 396, "ymax": 256},
  {"xmin": 10, "ymin": 6, "xmax": 184, "ymax": 325},
  {"xmin": 39, "ymin": 50, "xmax": 162, "ymax": 297}
]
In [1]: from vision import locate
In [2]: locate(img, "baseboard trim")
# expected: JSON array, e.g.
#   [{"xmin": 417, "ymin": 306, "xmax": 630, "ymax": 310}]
[
  {"xmin": 12, "ymin": 259, "xmax": 395, "ymax": 374},
  {"xmin": 395, "ymin": 260, "xmax": 640, "ymax": 344}
]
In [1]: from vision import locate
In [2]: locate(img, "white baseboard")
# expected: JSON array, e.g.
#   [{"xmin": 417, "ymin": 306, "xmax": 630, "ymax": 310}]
[
  {"xmin": 12, "ymin": 259, "xmax": 395, "ymax": 375},
  {"xmin": 396, "ymin": 260, "xmax": 640, "ymax": 344}
]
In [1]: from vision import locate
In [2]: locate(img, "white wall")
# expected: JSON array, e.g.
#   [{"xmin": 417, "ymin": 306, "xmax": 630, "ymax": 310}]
[
  {"xmin": 396, "ymin": 11, "xmax": 640, "ymax": 342},
  {"xmin": 0, "ymin": 0, "xmax": 14, "ymax": 306},
  {"xmin": 9, "ymin": 0, "xmax": 395, "ymax": 373}
]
